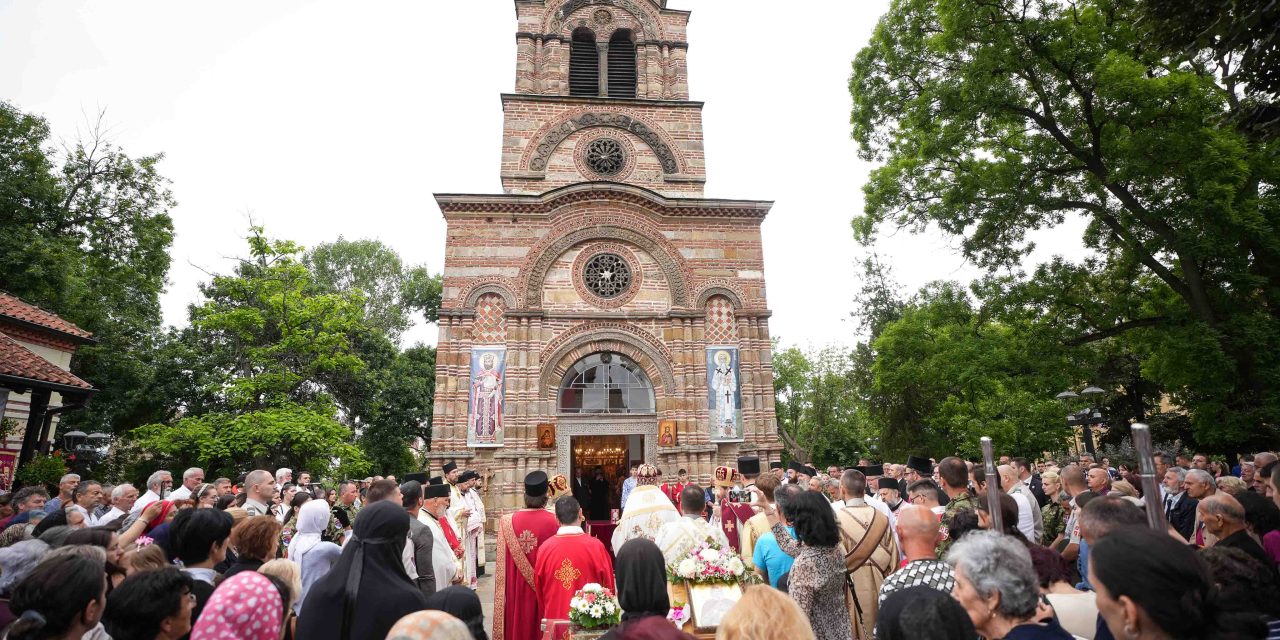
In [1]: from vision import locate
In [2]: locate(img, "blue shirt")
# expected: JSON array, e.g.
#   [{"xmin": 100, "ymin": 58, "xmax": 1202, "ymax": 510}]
[
  {"xmin": 45, "ymin": 497, "xmax": 63, "ymax": 514},
  {"xmin": 620, "ymin": 477, "xmax": 637, "ymax": 509},
  {"xmin": 752, "ymin": 526, "xmax": 796, "ymax": 588},
  {"xmin": 1075, "ymin": 538, "xmax": 1092, "ymax": 591}
]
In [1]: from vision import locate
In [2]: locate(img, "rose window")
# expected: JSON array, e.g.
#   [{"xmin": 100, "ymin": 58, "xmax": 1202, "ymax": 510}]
[
  {"xmin": 584, "ymin": 138, "xmax": 625, "ymax": 176},
  {"xmin": 582, "ymin": 253, "xmax": 632, "ymax": 299}
]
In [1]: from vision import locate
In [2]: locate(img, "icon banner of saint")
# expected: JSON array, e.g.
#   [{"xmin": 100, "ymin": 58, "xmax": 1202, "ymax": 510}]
[
  {"xmin": 705, "ymin": 346, "xmax": 742, "ymax": 442},
  {"xmin": 468, "ymin": 346, "xmax": 506, "ymax": 447},
  {"xmin": 537, "ymin": 423, "xmax": 556, "ymax": 450},
  {"xmin": 658, "ymin": 419, "xmax": 678, "ymax": 447}
]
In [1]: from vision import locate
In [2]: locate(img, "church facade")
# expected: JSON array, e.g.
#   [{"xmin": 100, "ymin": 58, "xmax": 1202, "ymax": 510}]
[{"xmin": 430, "ymin": 0, "xmax": 781, "ymax": 514}]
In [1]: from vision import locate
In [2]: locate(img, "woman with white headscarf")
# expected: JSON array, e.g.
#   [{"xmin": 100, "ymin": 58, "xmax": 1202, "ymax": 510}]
[{"xmin": 288, "ymin": 498, "xmax": 342, "ymax": 613}]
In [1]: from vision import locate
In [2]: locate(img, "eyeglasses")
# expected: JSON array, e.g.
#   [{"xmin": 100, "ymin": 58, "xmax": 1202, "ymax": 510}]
[{"xmin": 909, "ymin": 495, "xmax": 926, "ymax": 503}]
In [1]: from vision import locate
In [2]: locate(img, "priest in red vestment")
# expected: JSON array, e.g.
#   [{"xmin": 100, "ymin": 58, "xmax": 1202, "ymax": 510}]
[
  {"xmin": 494, "ymin": 471, "xmax": 560, "ymax": 640},
  {"xmin": 534, "ymin": 495, "xmax": 616, "ymax": 624},
  {"xmin": 660, "ymin": 469, "xmax": 688, "ymax": 510}
]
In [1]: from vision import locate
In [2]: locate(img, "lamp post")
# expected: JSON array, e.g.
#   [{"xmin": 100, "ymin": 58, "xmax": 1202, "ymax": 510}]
[{"xmin": 1056, "ymin": 387, "xmax": 1105, "ymax": 456}]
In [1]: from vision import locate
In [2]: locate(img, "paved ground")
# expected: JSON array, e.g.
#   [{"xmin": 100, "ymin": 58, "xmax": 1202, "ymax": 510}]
[{"xmin": 478, "ymin": 561, "xmax": 496, "ymax": 638}]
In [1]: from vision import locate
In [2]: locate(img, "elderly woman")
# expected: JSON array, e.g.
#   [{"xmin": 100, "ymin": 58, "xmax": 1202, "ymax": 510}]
[
  {"xmin": 1039, "ymin": 471, "xmax": 1066, "ymax": 546},
  {"xmin": 947, "ymin": 530, "xmax": 1073, "ymax": 639},
  {"xmin": 0, "ymin": 539, "xmax": 50, "ymax": 629}
]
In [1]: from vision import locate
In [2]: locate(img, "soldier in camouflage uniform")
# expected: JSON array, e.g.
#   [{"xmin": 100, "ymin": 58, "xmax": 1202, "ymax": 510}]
[
  {"xmin": 324, "ymin": 479, "xmax": 361, "ymax": 543},
  {"xmin": 935, "ymin": 456, "xmax": 975, "ymax": 557}
]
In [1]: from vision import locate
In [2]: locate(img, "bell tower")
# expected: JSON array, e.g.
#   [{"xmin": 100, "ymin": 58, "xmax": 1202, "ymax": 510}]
[
  {"xmin": 431, "ymin": 0, "xmax": 781, "ymax": 516},
  {"xmin": 502, "ymin": 0, "xmax": 704, "ymax": 196}
]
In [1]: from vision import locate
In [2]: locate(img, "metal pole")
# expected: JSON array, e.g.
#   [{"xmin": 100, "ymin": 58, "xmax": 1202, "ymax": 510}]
[
  {"xmin": 1131, "ymin": 424, "xmax": 1165, "ymax": 532},
  {"xmin": 981, "ymin": 437, "xmax": 1003, "ymax": 534}
]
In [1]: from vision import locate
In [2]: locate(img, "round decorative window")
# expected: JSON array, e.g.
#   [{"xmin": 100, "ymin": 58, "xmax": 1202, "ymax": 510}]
[
  {"xmin": 582, "ymin": 253, "xmax": 632, "ymax": 299},
  {"xmin": 584, "ymin": 138, "xmax": 625, "ymax": 176}
]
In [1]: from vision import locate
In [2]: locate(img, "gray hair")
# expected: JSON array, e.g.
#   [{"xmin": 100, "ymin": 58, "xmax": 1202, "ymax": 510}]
[
  {"xmin": 275, "ymin": 468, "xmax": 292, "ymax": 484},
  {"xmin": 1186, "ymin": 469, "xmax": 1214, "ymax": 486},
  {"xmin": 111, "ymin": 484, "xmax": 136, "ymax": 500},
  {"xmin": 59, "ymin": 473, "xmax": 81, "ymax": 484},
  {"xmin": 41, "ymin": 544, "xmax": 106, "ymax": 565},
  {"xmin": 182, "ymin": 467, "xmax": 204, "ymax": 480},
  {"xmin": 1166, "ymin": 466, "xmax": 1188, "ymax": 484},
  {"xmin": 0, "ymin": 539, "xmax": 50, "ymax": 592},
  {"xmin": 11, "ymin": 486, "xmax": 49, "ymax": 508},
  {"xmin": 146, "ymin": 470, "xmax": 171, "ymax": 491},
  {"xmin": 774, "ymin": 484, "xmax": 805, "ymax": 522},
  {"xmin": 945, "ymin": 530, "xmax": 1040, "ymax": 619}
]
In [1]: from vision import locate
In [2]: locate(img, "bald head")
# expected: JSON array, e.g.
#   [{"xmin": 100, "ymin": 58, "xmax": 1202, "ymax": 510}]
[
  {"xmin": 1200, "ymin": 494, "xmax": 1244, "ymax": 522},
  {"xmin": 997, "ymin": 464, "xmax": 1018, "ymax": 491},
  {"xmin": 1060, "ymin": 465, "xmax": 1087, "ymax": 494},
  {"xmin": 895, "ymin": 504, "xmax": 941, "ymax": 557}
]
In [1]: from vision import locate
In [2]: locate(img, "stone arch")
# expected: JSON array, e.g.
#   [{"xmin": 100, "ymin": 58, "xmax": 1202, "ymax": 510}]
[
  {"xmin": 520, "ymin": 214, "xmax": 690, "ymax": 308},
  {"xmin": 545, "ymin": 0, "xmax": 663, "ymax": 41},
  {"xmin": 461, "ymin": 280, "xmax": 519, "ymax": 310},
  {"xmin": 694, "ymin": 280, "xmax": 747, "ymax": 310},
  {"xmin": 522, "ymin": 109, "xmax": 683, "ymax": 175},
  {"xmin": 541, "ymin": 325, "xmax": 677, "ymax": 400}
]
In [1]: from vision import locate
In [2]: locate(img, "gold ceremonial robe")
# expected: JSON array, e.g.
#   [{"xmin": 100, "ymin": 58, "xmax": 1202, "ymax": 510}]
[
  {"xmin": 835, "ymin": 501, "xmax": 898, "ymax": 640},
  {"xmin": 740, "ymin": 509, "xmax": 771, "ymax": 570}
]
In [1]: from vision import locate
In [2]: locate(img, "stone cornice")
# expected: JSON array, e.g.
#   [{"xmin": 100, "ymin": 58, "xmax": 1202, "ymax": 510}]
[
  {"xmin": 434, "ymin": 182, "xmax": 772, "ymax": 220},
  {"xmin": 500, "ymin": 93, "xmax": 702, "ymax": 109}
]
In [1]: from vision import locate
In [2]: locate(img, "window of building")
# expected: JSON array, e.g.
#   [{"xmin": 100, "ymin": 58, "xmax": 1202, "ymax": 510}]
[
  {"xmin": 570, "ymin": 28, "xmax": 599, "ymax": 97},
  {"xmin": 559, "ymin": 352, "xmax": 655, "ymax": 414},
  {"xmin": 607, "ymin": 30, "xmax": 637, "ymax": 99}
]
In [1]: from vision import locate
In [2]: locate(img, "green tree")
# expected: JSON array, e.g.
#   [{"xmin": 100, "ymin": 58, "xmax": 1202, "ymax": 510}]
[
  {"xmin": 773, "ymin": 344, "xmax": 867, "ymax": 465},
  {"xmin": 128, "ymin": 228, "xmax": 370, "ymax": 478},
  {"xmin": 850, "ymin": 0, "xmax": 1280, "ymax": 449},
  {"xmin": 0, "ymin": 104, "xmax": 175, "ymax": 435},
  {"xmin": 302, "ymin": 238, "xmax": 441, "ymax": 474},
  {"xmin": 867, "ymin": 282, "xmax": 1073, "ymax": 459}
]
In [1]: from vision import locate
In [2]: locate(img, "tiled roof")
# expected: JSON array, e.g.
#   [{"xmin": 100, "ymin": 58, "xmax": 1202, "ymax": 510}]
[
  {"xmin": 0, "ymin": 333, "xmax": 93, "ymax": 390},
  {"xmin": 0, "ymin": 292, "xmax": 93, "ymax": 341}
]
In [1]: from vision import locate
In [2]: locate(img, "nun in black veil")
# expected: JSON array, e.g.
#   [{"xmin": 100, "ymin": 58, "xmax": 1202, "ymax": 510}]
[
  {"xmin": 602, "ymin": 538, "xmax": 694, "ymax": 640},
  {"xmin": 297, "ymin": 501, "xmax": 427, "ymax": 640}
]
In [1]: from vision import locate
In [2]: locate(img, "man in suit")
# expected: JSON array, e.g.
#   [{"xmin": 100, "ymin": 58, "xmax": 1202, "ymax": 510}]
[
  {"xmin": 571, "ymin": 467, "xmax": 591, "ymax": 505},
  {"xmin": 1162, "ymin": 466, "xmax": 1197, "ymax": 540},
  {"xmin": 1012, "ymin": 457, "xmax": 1047, "ymax": 508}
]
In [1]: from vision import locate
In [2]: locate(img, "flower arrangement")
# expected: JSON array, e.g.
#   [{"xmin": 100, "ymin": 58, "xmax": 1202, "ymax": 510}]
[
  {"xmin": 666, "ymin": 543, "xmax": 748, "ymax": 585},
  {"xmin": 667, "ymin": 600, "xmax": 689, "ymax": 627},
  {"xmin": 568, "ymin": 583, "xmax": 621, "ymax": 630}
]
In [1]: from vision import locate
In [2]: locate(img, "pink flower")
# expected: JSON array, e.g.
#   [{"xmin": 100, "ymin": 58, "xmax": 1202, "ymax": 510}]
[{"xmin": 586, "ymin": 593, "xmax": 597, "ymax": 603}]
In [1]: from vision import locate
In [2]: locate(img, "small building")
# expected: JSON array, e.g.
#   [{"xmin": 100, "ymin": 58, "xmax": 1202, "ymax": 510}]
[{"xmin": 0, "ymin": 292, "xmax": 95, "ymax": 488}]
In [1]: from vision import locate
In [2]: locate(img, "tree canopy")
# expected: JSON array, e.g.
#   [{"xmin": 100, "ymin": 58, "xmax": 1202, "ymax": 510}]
[{"xmin": 850, "ymin": 0, "xmax": 1280, "ymax": 449}]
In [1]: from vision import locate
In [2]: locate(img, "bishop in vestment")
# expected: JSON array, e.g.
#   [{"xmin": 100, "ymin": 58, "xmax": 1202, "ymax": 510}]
[
  {"xmin": 534, "ymin": 496, "xmax": 616, "ymax": 624},
  {"xmin": 611, "ymin": 465, "xmax": 680, "ymax": 553},
  {"xmin": 495, "ymin": 471, "xmax": 560, "ymax": 640},
  {"xmin": 655, "ymin": 484, "xmax": 730, "ymax": 564}
]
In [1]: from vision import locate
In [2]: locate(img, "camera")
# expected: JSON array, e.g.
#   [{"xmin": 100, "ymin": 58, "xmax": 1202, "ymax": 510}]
[{"xmin": 727, "ymin": 488, "xmax": 749, "ymax": 503}]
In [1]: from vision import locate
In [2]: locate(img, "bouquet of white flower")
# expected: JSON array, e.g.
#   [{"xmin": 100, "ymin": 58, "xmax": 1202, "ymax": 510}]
[
  {"xmin": 666, "ymin": 543, "xmax": 749, "ymax": 585},
  {"xmin": 568, "ymin": 583, "xmax": 622, "ymax": 630}
]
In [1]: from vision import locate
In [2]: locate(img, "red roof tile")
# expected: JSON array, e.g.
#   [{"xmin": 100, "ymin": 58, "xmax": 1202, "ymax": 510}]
[
  {"xmin": 0, "ymin": 333, "xmax": 93, "ymax": 390},
  {"xmin": 0, "ymin": 292, "xmax": 93, "ymax": 341}
]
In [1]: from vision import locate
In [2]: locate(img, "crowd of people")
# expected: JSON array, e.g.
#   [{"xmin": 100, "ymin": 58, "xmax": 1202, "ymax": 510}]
[{"xmin": 0, "ymin": 449, "xmax": 1274, "ymax": 640}]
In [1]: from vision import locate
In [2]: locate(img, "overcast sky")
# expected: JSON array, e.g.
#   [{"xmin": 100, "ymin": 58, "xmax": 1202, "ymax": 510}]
[{"xmin": 1, "ymin": 0, "xmax": 1085, "ymax": 351}]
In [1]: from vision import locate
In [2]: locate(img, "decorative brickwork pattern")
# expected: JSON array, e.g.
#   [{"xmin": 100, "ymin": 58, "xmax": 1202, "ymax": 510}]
[
  {"xmin": 704, "ymin": 295, "xmax": 738, "ymax": 345},
  {"xmin": 570, "ymin": 243, "xmax": 642, "ymax": 308},
  {"xmin": 471, "ymin": 294, "xmax": 507, "ymax": 343}
]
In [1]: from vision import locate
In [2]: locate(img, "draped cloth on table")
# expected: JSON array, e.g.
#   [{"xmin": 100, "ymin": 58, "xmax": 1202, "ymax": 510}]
[
  {"xmin": 534, "ymin": 529, "xmax": 616, "ymax": 624},
  {"xmin": 494, "ymin": 508, "xmax": 559, "ymax": 640},
  {"xmin": 297, "ymin": 501, "xmax": 428, "ymax": 640},
  {"xmin": 611, "ymin": 485, "xmax": 680, "ymax": 554}
]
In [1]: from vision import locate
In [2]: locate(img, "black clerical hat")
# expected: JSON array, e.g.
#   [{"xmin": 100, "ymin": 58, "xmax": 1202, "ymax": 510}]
[
  {"xmin": 737, "ymin": 456, "xmax": 761, "ymax": 476},
  {"xmin": 442, "ymin": 460, "xmax": 458, "ymax": 474},
  {"xmin": 877, "ymin": 477, "xmax": 900, "ymax": 491},
  {"xmin": 425, "ymin": 481, "xmax": 451, "ymax": 498},
  {"xmin": 906, "ymin": 455, "xmax": 933, "ymax": 475},
  {"xmin": 458, "ymin": 470, "xmax": 479, "ymax": 483},
  {"xmin": 525, "ymin": 471, "xmax": 549, "ymax": 497},
  {"xmin": 769, "ymin": 461, "xmax": 783, "ymax": 470},
  {"xmin": 404, "ymin": 472, "xmax": 428, "ymax": 485}
]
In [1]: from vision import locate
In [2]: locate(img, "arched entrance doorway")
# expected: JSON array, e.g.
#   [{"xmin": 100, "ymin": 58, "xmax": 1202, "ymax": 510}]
[{"xmin": 555, "ymin": 351, "xmax": 657, "ymax": 519}]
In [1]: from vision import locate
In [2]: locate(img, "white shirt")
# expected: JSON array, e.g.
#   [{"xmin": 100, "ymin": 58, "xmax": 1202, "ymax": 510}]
[
  {"xmin": 184, "ymin": 567, "xmax": 217, "ymax": 585},
  {"xmin": 97, "ymin": 506, "xmax": 126, "ymax": 526},
  {"xmin": 168, "ymin": 485, "xmax": 193, "ymax": 501},
  {"xmin": 1010, "ymin": 491, "xmax": 1035, "ymax": 541},
  {"xmin": 557, "ymin": 525, "xmax": 585, "ymax": 535},
  {"xmin": 131, "ymin": 490, "xmax": 162, "ymax": 514}
]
